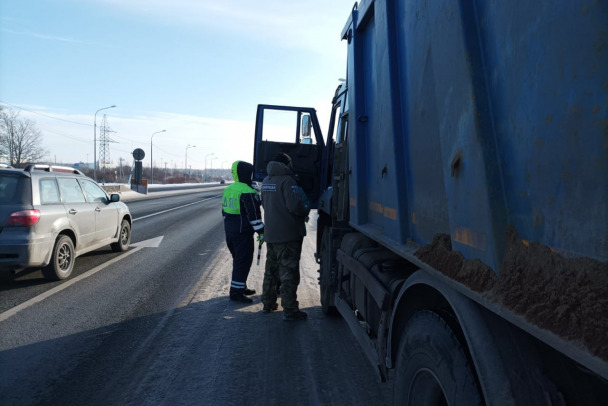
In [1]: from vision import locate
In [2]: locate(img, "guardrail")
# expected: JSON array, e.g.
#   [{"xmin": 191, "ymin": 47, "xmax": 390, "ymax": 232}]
[{"xmin": 100, "ymin": 183, "xmax": 228, "ymax": 202}]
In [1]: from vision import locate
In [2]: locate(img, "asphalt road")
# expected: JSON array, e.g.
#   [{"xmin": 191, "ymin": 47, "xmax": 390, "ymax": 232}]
[{"xmin": 0, "ymin": 189, "xmax": 393, "ymax": 405}]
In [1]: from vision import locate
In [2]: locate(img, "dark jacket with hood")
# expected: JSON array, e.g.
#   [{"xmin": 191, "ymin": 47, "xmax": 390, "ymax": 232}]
[
  {"xmin": 222, "ymin": 161, "xmax": 264, "ymax": 235},
  {"xmin": 261, "ymin": 161, "xmax": 310, "ymax": 243}
]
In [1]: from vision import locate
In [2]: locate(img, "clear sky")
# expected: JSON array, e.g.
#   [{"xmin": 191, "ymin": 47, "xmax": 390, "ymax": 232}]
[{"xmin": 0, "ymin": 0, "xmax": 354, "ymax": 171}]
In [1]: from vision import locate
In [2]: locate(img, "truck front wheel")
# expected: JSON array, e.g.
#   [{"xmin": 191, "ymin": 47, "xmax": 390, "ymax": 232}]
[{"xmin": 393, "ymin": 310, "xmax": 482, "ymax": 405}]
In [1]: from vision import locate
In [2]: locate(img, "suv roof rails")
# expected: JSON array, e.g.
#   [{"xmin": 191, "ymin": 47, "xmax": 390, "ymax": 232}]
[{"xmin": 23, "ymin": 164, "xmax": 84, "ymax": 175}]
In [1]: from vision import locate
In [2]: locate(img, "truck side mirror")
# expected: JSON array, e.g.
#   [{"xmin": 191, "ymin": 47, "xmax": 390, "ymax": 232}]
[{"xmin": 301, "ymin": 114, "xmax": 312, "ymax": 143}]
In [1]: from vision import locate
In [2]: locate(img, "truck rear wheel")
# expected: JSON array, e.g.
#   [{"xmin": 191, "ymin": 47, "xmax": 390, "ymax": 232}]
[
  {"xmin": 319, "ymin": 229, "xmax": 338, "ymax": 315},
  {"xmin": 393, "ymin": 310, "xmax": 482, "ymax": 405}
]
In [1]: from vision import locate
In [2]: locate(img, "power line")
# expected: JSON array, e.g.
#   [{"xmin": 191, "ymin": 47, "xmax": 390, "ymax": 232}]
[
  {"xmin": 42, "ymin": 128, "xmax": 89, "ymax": 143},
  {"xmin": 40, "ymin": 123, "xmax": 158, "ymax": 158},
  {"xmin": 0, "ymin": 100, "xmax": 91, "ymax": 127},
  {"xmin": 154, "ymin": 144, "xmax": 183, "ymax": 158},
  {"xmin": 1, "ymin": 101, "xmax": 202, "ymax": 162}
]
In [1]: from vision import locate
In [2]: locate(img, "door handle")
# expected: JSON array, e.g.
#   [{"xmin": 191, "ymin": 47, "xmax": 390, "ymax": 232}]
[
  {"xmin": 95, "ymin": 207, "xmax": 101, "ymax": 212},
  {"xmin": 69, "ymin": 209, "xmax": 77, "ymax": 215}
]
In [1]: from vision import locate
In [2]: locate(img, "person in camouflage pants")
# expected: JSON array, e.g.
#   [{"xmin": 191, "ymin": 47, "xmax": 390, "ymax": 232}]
[
  {"xmin": 261, "ymin": 240, "xmax": 303, "ymax": 315},
  {"xmin": 260, "ymin": 153, "xmax": 310, "ymax": 321}
]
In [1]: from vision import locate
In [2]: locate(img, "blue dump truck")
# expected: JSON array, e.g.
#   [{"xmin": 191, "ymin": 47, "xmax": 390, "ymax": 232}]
[{"xmin": 253, "ymin": 1, "xmax": 607, "ymax": 404}]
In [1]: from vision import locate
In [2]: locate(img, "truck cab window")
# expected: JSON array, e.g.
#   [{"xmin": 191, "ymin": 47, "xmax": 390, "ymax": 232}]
[{"xmin": 260, "ymin": 109, "xmax": 317, "ymax": 145}]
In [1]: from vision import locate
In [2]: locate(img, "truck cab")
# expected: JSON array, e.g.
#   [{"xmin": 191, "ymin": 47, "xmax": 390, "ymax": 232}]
[
  {"xmin": 252, "ymin": 104, "xmax": 326, "ymax": 209},
  {"xmin": 252, "ymin": 83, "xmax": 350, "ymax": 213}
]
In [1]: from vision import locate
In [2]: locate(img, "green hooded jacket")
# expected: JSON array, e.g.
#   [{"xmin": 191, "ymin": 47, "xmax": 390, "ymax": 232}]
[{"xmin": 221, "ymin": 161, "xmax": 264, "ymax": 235}]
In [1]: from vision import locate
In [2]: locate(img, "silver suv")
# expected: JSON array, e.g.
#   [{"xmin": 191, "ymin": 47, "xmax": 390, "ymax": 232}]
[{"xmin": 0, "ymin": 164, "xmax": 131, "ymax": 280}]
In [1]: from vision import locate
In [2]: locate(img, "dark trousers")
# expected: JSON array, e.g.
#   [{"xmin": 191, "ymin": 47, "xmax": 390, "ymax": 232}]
[{"xmin": 225, "ymin": 231, "xmax": 254, "ymax": 294}]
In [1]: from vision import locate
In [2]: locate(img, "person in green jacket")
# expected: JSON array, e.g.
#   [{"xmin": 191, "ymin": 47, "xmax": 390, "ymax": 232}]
[{"xmin": 222, "ymin": 161, "xmax": 264, "ymax": 303}]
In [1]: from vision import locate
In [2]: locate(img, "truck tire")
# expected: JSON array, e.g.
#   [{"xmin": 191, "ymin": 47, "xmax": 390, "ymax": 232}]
[
  {"xmin": 319, "ymin": 229, "xmax": 338, "ymax": 315},
  {"xmin": 393, "ymin": 310, "xmax": 483, "ymax": 406},
  {"xmin": 111, "ymin": 219, "xmax": 131, "ymax": 252},
  {"xmin": 42, "ymin": 235, "xmax": 75, "ymax": 281}
]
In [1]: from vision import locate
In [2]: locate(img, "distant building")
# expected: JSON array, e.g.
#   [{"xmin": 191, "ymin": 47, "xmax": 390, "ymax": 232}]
[{"xmin": 73, "ymin": 162, "xmax": 94, "ymax": 170}]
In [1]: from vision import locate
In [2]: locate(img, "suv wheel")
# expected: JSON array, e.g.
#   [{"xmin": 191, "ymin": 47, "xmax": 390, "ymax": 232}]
[
  {"xmin": 42, "ymin": 235, "xmax": 75, "ymax": 280},
  {"xmin": 111, "ymin": 219, "xmax": 131, "ymax": 252}
]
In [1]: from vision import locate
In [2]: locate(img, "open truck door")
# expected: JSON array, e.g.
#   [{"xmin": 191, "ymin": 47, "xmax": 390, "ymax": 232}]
[{"xmin": 252, "ymin": 104, "xmax": 325, "ymax": 208}]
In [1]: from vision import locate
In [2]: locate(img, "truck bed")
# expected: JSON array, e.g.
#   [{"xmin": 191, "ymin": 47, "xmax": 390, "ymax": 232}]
[{"xmin": 344, "ymin": 0, "xmax": 607, "ymax": 376}]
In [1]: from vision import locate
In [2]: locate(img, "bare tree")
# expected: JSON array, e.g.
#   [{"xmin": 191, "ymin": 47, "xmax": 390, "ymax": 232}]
[{"xmin": 0, "ymin": 107, "xmax": 48, "ymax": 167}]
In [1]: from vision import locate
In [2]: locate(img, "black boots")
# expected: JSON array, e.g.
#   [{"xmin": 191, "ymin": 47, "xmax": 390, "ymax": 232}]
[
  {"xmin": 230, "ymin": 286, "xmax": 255, "ymax": 303},
  {"xmin": 262, "ymin": 303, "xmax": 279, "ymax": 313},
  {"xmin": 230, "ymin": 293, "xmax": 253, "ymax": 303}
]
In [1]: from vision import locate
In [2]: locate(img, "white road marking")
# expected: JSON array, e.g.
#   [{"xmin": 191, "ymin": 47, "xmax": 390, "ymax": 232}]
[
  {"xmin": 0, "ymin": 247, "xmax": 142, "ymax": 323},
  {"xmin": 133, "ymin": 196, "xmax": 218, "ymax": 222},
  {"xmin": 131, "ymin": 236, "xmax": 164, "ymax": 248},
  {"xmin": 1, "ymin": 196, "xmax": 218, "ymax": 323}
]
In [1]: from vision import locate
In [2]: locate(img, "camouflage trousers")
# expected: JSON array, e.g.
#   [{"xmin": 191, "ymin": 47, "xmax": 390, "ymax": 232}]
[{"xmin": 262, "ymin": 239, "xmax": 303, "ymax": 314}]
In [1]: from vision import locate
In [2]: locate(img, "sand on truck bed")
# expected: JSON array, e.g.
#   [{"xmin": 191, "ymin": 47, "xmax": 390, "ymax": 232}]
[{"xmin": 415, "ymin": 226, "xmax": 608, "ymax": 361}]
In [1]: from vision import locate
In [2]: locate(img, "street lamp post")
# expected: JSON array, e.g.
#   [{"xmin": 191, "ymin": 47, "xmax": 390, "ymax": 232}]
[
  {"xmin": 94, "ymin": 105, "xmax": 116, "ymax": 181},
  {"xmin": 205, "ymin": 153, "xmax": 214, "ymax": 183},
  {"xmin": 222, "ymin": 161, "xmax": 229, "ymax": 181},
  {"xmin": 150, "ymin": 130, "xmax": 166, "ymax": 184},
  {"xmin": 185, "ymin": 144, "xmax": 196, "ymax": 182},
  {"xmin": 210, "ymin": 157, "xmax": 217, "ymax": 181}
]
